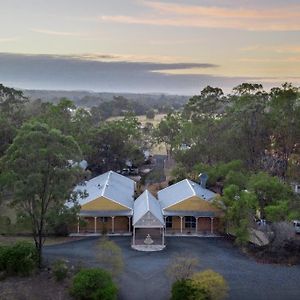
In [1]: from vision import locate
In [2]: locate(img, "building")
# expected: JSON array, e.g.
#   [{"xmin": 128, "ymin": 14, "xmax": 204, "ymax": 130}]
[
  {"xmin": 72, "ymin": 171, "xmax": 222, "ymax": 249},
  {"xmin": 74, "ymin": 171, "xmax": 135, "ymax": 235},
  {"xmin": 158, "ymin": 179, "xmax": 221, "ymax": 235},
  {"xmin": 132, "ymin": 190, "xmax": 165, "ymax": 250}
]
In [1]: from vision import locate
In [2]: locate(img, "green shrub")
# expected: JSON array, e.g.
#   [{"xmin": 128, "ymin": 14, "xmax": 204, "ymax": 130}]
[
  {"xmin": 171, "ymin": 279, "xmax": 208, "ymax": 300},
  {"xmin": 70, "ymin": 268, "xmax": 118, "ymax": 300},
  {"xmin": 0, "ymin": 241, "xmax": 38, "ymax": 276},
  {"xmin": 190, "ymin": 270, "xmax": 229, "ymax": 300},
  {"xmin": 52, "ymin": 259, "xmax": 69, "ymax": 281},
  {"xmin": 0, "ymin": 246, "xmax": 9, "ymax": 271},
  {"xmin": 0, "ymin": 216, "xmax": 11, "ymax": 233}
]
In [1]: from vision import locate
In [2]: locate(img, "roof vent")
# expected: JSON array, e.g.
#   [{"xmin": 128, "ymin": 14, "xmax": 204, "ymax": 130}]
[{"xmin": 199, "ymin": 173, "xmax": 208, "ymax": 188}]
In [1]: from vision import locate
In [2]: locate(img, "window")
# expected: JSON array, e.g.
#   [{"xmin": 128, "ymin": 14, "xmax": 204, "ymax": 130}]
[
  {"xmin": 100, "ymin": 217, "xmax": 108, "ymax": 223},
  {"xmin": 166, "ymin": 216, "xmax": 172, "ymax": 228},
  {"xmin": 185, "ymin": 216, "xmax": 196, "ymax": 228}
]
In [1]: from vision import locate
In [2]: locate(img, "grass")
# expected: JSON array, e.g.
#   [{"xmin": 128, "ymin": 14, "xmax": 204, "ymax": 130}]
[
  {"xmin": 108, "ymin": 113, "xmax": 167, "ymax": 127},
  {"xmin": 0, "ymin": 235, "xmax": 84, "ymax": 246}
]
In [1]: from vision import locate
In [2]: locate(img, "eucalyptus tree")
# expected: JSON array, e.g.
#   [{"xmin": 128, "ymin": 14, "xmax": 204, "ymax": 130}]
[
  {"xmin": 0, "ymin": 84, "xmax": 28, "ymax": 157},
  {"xmin": 268, "ymin": 83, "xmax": 300, "ymax": 179},
  {"xmin": 225, "ymin": 83, "xmax": 270, "ymax": 170},
  {"xmin": 88, "ymin": 115, "xmax": 144, "ymax": 173},
  {"xmin": 1, "ymin": 121, "xmax": 83, "ymax": 266},
  {"xmin": 155, "ymin": 112, "xmax": 183, "ymax": 158}
]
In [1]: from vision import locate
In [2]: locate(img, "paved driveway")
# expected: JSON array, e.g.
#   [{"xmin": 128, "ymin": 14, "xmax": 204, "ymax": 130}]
[{"xmin": 44, "ymin": 237, "xmax": 300, "ymax": 300}]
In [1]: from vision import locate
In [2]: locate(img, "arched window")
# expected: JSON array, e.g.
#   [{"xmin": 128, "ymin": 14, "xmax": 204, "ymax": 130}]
[{"xmin": 166, "ymin": 216, "xmax": 172, "ymax": 228}]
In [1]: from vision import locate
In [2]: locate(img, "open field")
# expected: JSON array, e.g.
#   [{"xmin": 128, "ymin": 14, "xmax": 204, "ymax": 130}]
[{"xmin": 108, "ymin": 113, "xmax": 167, "ymax": 127}]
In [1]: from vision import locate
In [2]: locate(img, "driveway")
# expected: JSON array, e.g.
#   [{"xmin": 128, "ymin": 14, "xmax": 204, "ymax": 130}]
[{"xmin": 44, "ymin": 237, "xmax": 300, "ymax": 300}]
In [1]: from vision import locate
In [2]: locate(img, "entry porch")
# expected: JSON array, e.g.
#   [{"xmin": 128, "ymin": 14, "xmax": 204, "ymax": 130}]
[
  {"xmin": 73, "ymin": 210, "xmax": 132, "ymax": 235},
  {"xmin": 164, "ymin": 212, "xmax": 221, "ymax": 236}
]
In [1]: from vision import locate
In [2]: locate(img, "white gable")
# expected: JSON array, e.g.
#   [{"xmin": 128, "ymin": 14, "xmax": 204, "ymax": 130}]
[{"xmin": 133, "ymin": 190, "xmax": 164, "ymax": 227}]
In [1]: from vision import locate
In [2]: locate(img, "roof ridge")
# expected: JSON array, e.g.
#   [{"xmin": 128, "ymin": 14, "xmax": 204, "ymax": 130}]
[
  {"xmin": 186, "ymin": 179, "xmax": 196, "ymax": 196},
  {"xmin": 102, "ymin": 170, "xmax": 112, "ymax": 197},
  {"xmin": 145, "ymin": 190, "xmax": 150, "ymax": 212}
]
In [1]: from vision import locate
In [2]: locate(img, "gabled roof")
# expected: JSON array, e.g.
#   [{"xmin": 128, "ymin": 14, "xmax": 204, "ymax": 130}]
[
  {"xmin": 133, "ymin": 190, "xmax": 164, "ymax": 226},
  {"xmin": 158, "ymin": 179, "xmax": 217, "ymax": 210},
  {"xmin": 74, "ymin": 171, "xmax": 135, "ymax": 210}
]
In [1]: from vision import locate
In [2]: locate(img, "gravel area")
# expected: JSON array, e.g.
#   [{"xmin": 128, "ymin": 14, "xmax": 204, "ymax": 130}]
[{"xmin": 44, "ymin": 236, "xmax": 300, "ymax": 300}]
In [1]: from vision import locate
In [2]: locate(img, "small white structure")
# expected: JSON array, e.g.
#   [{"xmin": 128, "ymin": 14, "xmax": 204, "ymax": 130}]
[{"xmin": 132, "ymin": 190, "xmax": 165, "ymax": 251}]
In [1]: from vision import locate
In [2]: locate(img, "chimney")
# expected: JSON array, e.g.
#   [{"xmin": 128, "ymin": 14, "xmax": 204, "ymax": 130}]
[{"xmin": 199, "ymin": 173, "xmax": 208, "ymax": 188}]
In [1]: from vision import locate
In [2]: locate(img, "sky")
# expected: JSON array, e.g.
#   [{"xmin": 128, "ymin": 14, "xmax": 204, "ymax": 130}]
[{"xmin": 0, "ymin": 0, "xmax": 300, "ymax": 94}]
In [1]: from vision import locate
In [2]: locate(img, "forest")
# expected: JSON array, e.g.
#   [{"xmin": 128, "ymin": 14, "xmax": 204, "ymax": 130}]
[{"xmin": 0, "ymin": 82, "xmax": 299, "ymax": 256}]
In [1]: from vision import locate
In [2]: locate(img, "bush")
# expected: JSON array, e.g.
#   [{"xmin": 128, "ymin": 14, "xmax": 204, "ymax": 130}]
[
  {"xmin": 0, "ymin": 216, "xmax": 11, "ymax": 233},
  {"xmin": 0, "ymin": 241, "xmax": 38, "ymax": 276},
  {"xmin": 171, "ymin": 279, "xmax": 209, "ymax": 300},
  {"xmin": 96, "ymin": 238, "xmax": 124, "ymax": 277},
  {"xmin": 190, "ymin": 270, "xmax": 228, "ymax": 300},
  {"xmin": 70, "ymin": 268, "xmax": 118, "ymax": 300},
  {"xmin": 146, "ymin": 109, "xmax": 155, "ymax": 119},
  {"xmin": 52, "ymin": 259, "xmax": 69, "ymax": 282}
]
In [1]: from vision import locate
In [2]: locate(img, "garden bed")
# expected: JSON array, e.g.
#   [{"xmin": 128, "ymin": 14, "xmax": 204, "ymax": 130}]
[
  {"xmin": 246, "ymin": 239, "xmax": 300, "ymax": 265},
  {"xmin": 0, "ymin": 270, "xmax": 72, "ymax": 300}
]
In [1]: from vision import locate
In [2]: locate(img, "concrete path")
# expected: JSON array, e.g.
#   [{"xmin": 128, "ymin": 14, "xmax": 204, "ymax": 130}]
[{"xmin": 44, "ymin": 236, "xmax": 300, "ymax": 300}]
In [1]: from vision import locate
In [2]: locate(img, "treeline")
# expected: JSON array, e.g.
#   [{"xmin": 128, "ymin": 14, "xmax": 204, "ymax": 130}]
[
  {"xmin": 155, "ymin": 83, "xmax": 300, "ymax": 245},
  {"xmin": 24, "ymin": 89, "xmax": 188, "ymax": 120},
  {"xmin": 156, "ymin": 83, "xmax": 300, "ymax": 181},
  {"xmin": 0, "ymin": 84, "xmax": 150, "ymax": 177}
]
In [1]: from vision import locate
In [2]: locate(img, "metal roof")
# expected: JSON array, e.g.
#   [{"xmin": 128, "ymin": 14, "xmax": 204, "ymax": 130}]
[
  {"xmin": 158, "ymin": 179, "xmax": 217, "ymax": 210},
  {"xmin": 133, "ymin": 190, "xmax": 164, "ymax": 226},
  {"xmin": 74, "ymin": 171, "xmax": 135, "ymax": 210}
]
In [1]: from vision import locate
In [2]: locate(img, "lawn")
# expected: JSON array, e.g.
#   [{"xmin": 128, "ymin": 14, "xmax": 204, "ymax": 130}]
[
  {"xmin": 0, "ymin": 235, "xmax": 85, "ymax": 246},
  {"xmin": 108, "ymin": 113, "xmax": 167, "ymax": 127}
]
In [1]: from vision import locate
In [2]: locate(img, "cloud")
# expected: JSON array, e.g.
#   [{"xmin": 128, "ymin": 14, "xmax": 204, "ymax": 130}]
[
  {"xmin": 30, "ymin": 28, "xmax": 87, "ymax": 37},
  {"xmin": 240, "ymin": 45, "xmax": 300, "ymax": 54},
  {"xmin": 0, "ymin": 52, "xmax": 298, "ymax": 94},
  {"xmin": 0, "ymin": 37, "xmax": 18, "ymax": 43},
  {"xmin": 100, "ymin": 1, "xmax": 300, "ymax": 31}
]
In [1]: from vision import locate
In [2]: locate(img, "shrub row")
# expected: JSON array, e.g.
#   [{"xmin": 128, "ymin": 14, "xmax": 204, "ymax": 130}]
[{"xmin": 0, "ymin": 241, "xmax": 38, "ymax": 276}]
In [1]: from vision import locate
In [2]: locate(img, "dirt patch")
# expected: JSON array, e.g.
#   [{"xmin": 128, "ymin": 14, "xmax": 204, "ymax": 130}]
[
  {"xmin": 246, "ymin": 239, "xmax": 300, "ymax": 265},
  {"xmin": 0, "ymin": 271, "xmax": 72, "ymax": 300}
]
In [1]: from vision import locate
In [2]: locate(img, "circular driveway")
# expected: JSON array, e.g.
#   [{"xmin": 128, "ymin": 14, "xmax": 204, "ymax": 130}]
[{"xmin": 44, "ymin": 236, "xmax": 300, "ymax": 300}]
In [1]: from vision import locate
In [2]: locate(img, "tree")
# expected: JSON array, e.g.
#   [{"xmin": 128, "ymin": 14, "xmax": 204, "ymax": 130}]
[
  {"xmin": 1, "ymin": 122, "xmax": 83, "ymax": 266},
  {"xmin": 146, "ymin": 109, "xmax": 155, "ymax": 119},
  {"xmin": 155, "ymin": 112, "xmax": 183, "ymax": 158},
  {"xmin": 0, "ymin": 84, "xmax": 28, "ymax": 157},
  {"xmin": 166, "ymin": 253, "xmax": 199, "ymax": 282},
  {"xmin": 247, "ymin": 172, "xmax": 293, "ymax": 219},
  {"xmin": 183, "ymin": 86, "xmax": 226, "ymax": 121},
  {"xmin": 222, "ymin": 185, "xmax": 257, "ymax": 245},
  {"xmin": 96, "ymin": 238, "xmax": 124, "ymax": 277},
  {"xmin": 269, "ymin": 83, "xmax": 300, "ymax": 179},
  {"xmin": 88, "ymin": 115, "xmax": 143, "ymax": 173},
  {"xmin": 226, "ymin": 83, "xmax": 270, "ymax": 170}
]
